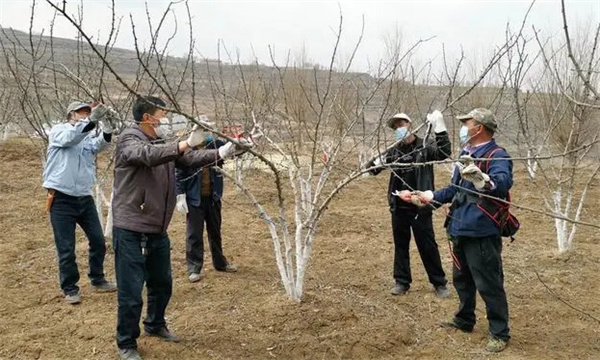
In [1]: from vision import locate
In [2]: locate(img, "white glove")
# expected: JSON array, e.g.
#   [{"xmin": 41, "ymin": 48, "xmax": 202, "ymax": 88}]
[
  {"xmin": 176, "ymin": 194, "xmax": 188, "ymax": 214},
  {"xmin": 460, "ymin": 164, "xmax": 490, "ymax": 190},
  {"xmin": 90, "ymin": 104, "xmax": 109, "ymax": 123},
  {"xmin": 197, "ymin": 115, "xmax": 216, "ymax": 129},
  {"xmin": 373, "ymin": 155, "xmax": 385, "ymax": 167},
  {"xmin": 426, "ymin": 110, "xmax": 447, "ymax": 133},
  {"xmin": 186, "ymin": 125, "xmax": 205, "ymax": 148},
  {"xmin": 218, "ymin": 142, "xmax": 237, "ymax": 159},
  {"xmin": 233, "ymin": 137, "xmax": 254, "ymax": 156},
  {"xmin": 459, "ymin": 154, "xmax": 474, "ymax": 166},
  {"xmin": 100, "ymin": 121, "xmax": 113, "ymax": 134},
  {"xmin": 413, "ymin": 190, "xmax": 434, "ymax": 206}
]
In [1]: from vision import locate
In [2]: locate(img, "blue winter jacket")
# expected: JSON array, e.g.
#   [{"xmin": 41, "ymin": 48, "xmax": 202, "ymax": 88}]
[
  {"xmin": 175, "ymin": 140, "xmax": 225, "ymax": 206},
  {"xmin": 433, "ymin": 140, "xmax": 513, "ymax": 237},
  {"xmin": 42, "ymin": 120, "xmax": 107, "ymax": 196}
]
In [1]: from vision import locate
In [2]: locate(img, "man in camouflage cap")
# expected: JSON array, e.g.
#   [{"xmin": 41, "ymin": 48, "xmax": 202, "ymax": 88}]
[
  {"xmin": 457, "ymin": 108, "xmax": 497, "ymax": 134},
  {"xmin": 398, "ymin": 107, "xmax": 513, "ymax": 353}
]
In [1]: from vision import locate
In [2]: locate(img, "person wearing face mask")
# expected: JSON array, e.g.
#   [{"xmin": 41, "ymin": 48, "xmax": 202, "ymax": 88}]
[
  {"xmin": 367, "ymin": 111, "xmax": 451, "ymax": 298},
  {"xmin": 111, "ymin": 96, "xmax": 242, "ymax": 360},
  {"xmin": 397, "ymin": 108, "xmax": 513, "ymax": 353},
  {"xmin": 42, "ymin": 101, "xmax": 117, "ymax": 305},
  {"xmin": 174, "ymin": 119, "xmax": 237, "ymax": 283}
]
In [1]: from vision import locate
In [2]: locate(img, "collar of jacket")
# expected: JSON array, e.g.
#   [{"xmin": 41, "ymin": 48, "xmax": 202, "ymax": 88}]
[
  {"xmin": 462, "ymin": 139, "xmax": 498, "ymax": 158},
  {"xmin": 396, "ymin": 135, "xmax": 421, "ymax": 149}
]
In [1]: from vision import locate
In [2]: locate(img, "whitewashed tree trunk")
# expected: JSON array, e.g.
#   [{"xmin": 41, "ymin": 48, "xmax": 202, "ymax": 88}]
[
  {"xmin": 552, "ymin": 186, "xmax": 589, "ymax": 253},
  {"xmin": 95, "ymin": 184, "xmax": 104, "ymax": 232},
  {"xmin": 553, "ymin": 190, "xmax": 569, "ymax": 252},
  {"xmin": 526, "ymin": 148, "xmax": 538, "ymax": 179},
  {"xmin": 104, "ymin": 190, "xmax": 114, "ymax": 238},
  {"xmin": 235, "ymin": 156, "xmax": 244, "ymax": 192}
]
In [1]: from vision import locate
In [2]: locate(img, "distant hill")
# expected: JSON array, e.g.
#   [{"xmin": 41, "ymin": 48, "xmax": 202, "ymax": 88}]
[{"xmin": 0, "ymin": 27, "xmax": 525, "ymax": 148}]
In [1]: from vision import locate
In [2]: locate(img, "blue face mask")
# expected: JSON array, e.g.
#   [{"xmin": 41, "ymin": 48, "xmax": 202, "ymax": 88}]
[
  {"xmin": 395, "ymin": 127, "xmax": 409, "ymax": 141},
  {"xmin": 459, "ymin": 126, "xmax": 469, "ymax": 144},
  {"xmin": 204, "ymin": 133, "xmax": 213, "ymax": 143}
]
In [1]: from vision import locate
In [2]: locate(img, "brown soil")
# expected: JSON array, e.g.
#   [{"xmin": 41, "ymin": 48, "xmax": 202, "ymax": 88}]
[{"xmin": 1, "ymin": 138, "xmax": 599, "ymax": 360}]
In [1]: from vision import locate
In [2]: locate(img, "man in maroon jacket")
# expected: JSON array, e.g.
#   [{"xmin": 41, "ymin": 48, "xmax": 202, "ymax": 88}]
[{"xmin": 112, "ymin": 96, "xmax": 238, "ymax": 360}]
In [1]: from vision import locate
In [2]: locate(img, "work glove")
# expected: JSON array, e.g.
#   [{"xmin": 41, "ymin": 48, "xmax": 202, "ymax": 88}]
[
  {"xmin": 186, "ymin": 125, "xmax": 205, "ymax": 148},
  {"xmin": 412, "ymin": 190, "xmax": 434, "ymax": 206},
  {"xmin": 196, "ymin": 115, "xmax": 216, "ymax": 129},
  {"xmin": 106, "ymin": 106, "xmax": 121, "ymax": 128},
  {"xmin": 232, "ymin": 137, "xmax": 255, "ymax": 157},
  {"xmin": 373, "ymin": 155, "xmax": 386, "ymax": 167},
  {"xmin": 218, "ymin": 142, "xmax": 237, "ymax": 159},
  {"xmin": 176, "ymin": 194, "xmax": 189, "ymax": 214},
  {"xmin": 89, "ymin": 104, "xmax": 109, "ymax": 123},
  {"xmin": 426, "ymin": 110, "xmax": 447, "ymax": 134},
  {"xmin": 100, "ymin": 121, "xmax": 113, "ymax": 134},
  {"xmin": 454, "ymin": 154, "xmax": 474, "ymax": 173},
  {"xmin": 393, "ymin": 190, "xmax": 434, "ymax": 206},
  {"xmin": 460, "ymin": 164, "xmax": 490, "ymax": 190}
]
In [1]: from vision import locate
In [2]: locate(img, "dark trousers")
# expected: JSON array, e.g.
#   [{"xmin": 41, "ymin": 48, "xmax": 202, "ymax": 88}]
[
  {"xmin": 450, "ymin": 234, "xmax": 510, "ymax": 341},
  {"xmin": 186, "ymin": 197, "xmax": 228, "ymax": 274},
  {"xmin": 49, "ymin": 191, "xmax": 107, "ymax": 295},
  {"xmin": 391, "ymin": 208, "xmax": 447, "ymax": 288},
  {"xmin": 113, "ymin": 227, "xmax": 172, "ymax": 350}
]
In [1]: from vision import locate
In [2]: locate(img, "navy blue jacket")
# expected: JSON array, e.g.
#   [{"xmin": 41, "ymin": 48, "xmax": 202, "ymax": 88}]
[
  {"xmin": 433, "ymin": 140, "xmax": 513, "ymax": 237},
  {"xmin": 175, "ymin": 140, "xmax": 225, "ymax": 206}
]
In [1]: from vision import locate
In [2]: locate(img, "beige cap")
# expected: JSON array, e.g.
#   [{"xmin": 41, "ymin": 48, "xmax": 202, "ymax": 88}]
[{"xmin": 387, "ymin": 113, "xmax": 412, "ymax": 129}]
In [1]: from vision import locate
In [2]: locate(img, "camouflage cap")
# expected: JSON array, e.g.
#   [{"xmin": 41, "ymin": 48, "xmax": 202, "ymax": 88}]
[
  {"xmin": 66, "ymin": 101, "xmax": 91, "ymax": 118},
  {"xmin": 457, "ymin": 108, "xmax": 497, "ymax": 132},
  {"xmin": 386, "ymin": 113, "xmax": 412, "ymax": 129}
]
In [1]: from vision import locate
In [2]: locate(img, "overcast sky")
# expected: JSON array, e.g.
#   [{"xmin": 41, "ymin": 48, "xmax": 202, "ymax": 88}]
[{"xmin": 0, "ymin": 0, "xmax": 598, "ymax": 73}]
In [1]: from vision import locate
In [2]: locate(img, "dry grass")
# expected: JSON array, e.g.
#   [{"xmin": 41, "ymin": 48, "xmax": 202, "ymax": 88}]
[{"xmin": 1, "ymin": 138, "xmax": 599, "ymax": 360}]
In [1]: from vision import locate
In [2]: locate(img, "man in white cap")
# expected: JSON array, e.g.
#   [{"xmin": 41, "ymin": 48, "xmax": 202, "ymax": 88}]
[
  {"xmin": 367, "ymin": 110, "xmax": 451, "ymax": 297},
  {"xmin": 43, "ymin": 101, "xmax": 117, "ymax": 305}
]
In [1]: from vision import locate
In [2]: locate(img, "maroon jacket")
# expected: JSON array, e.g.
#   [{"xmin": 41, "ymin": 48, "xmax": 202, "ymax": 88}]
[{"xmin": 112, "ymin": 126, "xmax": 219, "ymax": 234}]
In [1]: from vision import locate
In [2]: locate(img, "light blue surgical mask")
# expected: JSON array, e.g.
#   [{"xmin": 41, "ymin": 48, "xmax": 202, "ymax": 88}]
[
  {"xmin": 459, "ymin": 125, "xmax": 469, "ymax": 144},
  {"xmin": 395, "ymin": 127, "xmax": 409, "ymax": 141},
  {"xmin": 204, "ymin": 133, "xmax": 213, "ymax": 143}
]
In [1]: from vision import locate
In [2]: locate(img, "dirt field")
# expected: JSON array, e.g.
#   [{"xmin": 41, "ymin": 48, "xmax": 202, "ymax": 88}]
[{"xmin": 1, "ymin": 138, "xmax": 599, "ymax": 360}]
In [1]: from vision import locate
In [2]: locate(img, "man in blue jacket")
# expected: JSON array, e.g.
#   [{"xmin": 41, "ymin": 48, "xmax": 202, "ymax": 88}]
[
  {"xmin": 43, "ymin": 101, "xmax": 117, "ymax": 305},
  {"xmin": 175, "ymin": 124, "xmax": 237, "ymax": 283},
  {"xmin": 397, "ymin": 108, "xmax": 512, "ymax": 353}
]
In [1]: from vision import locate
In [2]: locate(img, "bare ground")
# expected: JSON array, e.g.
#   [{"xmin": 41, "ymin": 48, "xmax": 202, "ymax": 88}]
[{"xmin": 1, "ymin": 138, "xmax": 599, "ymax": 360}]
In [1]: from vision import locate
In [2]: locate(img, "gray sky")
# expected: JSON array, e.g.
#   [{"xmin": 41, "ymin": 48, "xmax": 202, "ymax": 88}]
[{"xmin": 1, "ymin": 0, "xmax": 599, "ymax": 74}]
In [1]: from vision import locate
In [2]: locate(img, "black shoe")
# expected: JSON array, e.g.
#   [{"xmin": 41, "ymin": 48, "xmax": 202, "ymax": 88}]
[
  {"xmin": 434, "ymin": 285, "xmax": 451, "ymax": 299},
  {"xmin": 145, "ymin": 326, "xmax": 181, "ymax": 342},
  {"xmin": 440, "ymin": 320, "xmax": 473, "ymax": 333},
  {"xmin": 118, "ymin": 348, "xmax": 142, "ymax": 360},
  {"xmin": 216, "ymin": 264, "xmax": 237, "ymax": 273},
  {"xmin": 391, "ymin": 283, "xmax": 409, "ymax": 295},
  {"xmin": 91, "ymin": 280, "xmax": 117, "ymax": 293}
]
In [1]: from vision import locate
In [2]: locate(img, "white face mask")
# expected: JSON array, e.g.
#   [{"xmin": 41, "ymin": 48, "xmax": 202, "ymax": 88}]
[
  {"xmin": 154, "ymin": 118, "xmax": 173, "ymax": 138},
  {"xmin": 395, "ymin": 126, "xmax": 409, "ymax": 141},
  {"xmin": 459, "ymin": 126, "xmax": 469, "ymax": 144}
]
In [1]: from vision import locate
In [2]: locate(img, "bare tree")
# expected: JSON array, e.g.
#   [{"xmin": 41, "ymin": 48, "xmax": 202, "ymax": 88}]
[{"xmin": 29, "ymin": 0, "xmax": 598, "ymax": 302}]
